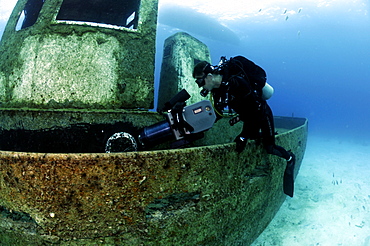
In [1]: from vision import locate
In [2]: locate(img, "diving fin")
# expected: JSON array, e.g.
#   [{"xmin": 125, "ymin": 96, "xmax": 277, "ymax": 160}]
[{"xmin": 283, "ymin": 153, "xmax": 295, "ymax": 197}]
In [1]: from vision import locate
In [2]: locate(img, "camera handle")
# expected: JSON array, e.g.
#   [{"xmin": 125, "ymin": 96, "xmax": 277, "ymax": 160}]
[{"xmin": 167, "ymin": 103, "xmax": 194, "ymax": 140}]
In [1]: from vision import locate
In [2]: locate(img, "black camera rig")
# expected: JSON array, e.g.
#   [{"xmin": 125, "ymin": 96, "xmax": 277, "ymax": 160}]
[{"xmin": 105, "ymin": 89, "xmax": 216, "ymax": 152}]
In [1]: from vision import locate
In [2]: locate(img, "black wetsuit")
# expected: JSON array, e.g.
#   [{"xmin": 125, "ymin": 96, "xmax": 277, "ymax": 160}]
[
  {"xmin": 208, "ymin": 56, "xmax": 295, "ymax": 197},
  {"xmin": 213, "ymin": 73, "xmax": 290, "ymax": 160}
]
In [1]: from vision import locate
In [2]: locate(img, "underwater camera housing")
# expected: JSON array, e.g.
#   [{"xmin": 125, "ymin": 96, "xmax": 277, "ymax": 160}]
[{"xmin": 105, "ymin": 89, "xmax": 216, "ymax": 152}]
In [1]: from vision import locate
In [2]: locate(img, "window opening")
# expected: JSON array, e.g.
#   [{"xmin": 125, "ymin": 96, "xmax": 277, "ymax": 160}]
[
  {"xmin": 15, "ymin": 11, "xmax": 25, "ymax": 31},
  {"xmin": 56, "ymin": 0, "xmax": 141, "ymax": 29},
  {"xmin": 15, "ymin": 0, "xmax": 45, "ymax": 30}
]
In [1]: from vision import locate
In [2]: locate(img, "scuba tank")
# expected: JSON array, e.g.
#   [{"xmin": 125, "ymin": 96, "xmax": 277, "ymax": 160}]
[{"xmin": 262, "ymin": 82, "xmax": 274, "ymax": 100}]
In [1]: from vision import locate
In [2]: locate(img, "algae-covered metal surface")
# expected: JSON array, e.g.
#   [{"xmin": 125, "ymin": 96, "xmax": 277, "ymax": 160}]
[
  {"xmin": 0, "ymin": 0, "xmax": 158, "ymax": 109},
  {"xmin": 0, "ymin": 116, "xmax": 308, "ymax": 245},
  {"xmin": 157, "ymin": 32, "xmax": 212, "ymax": 109}
]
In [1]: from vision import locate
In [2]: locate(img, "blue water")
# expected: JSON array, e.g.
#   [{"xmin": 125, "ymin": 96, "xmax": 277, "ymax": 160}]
[{"xmin": 156, "ymin": 2, "xmax": 370, "ymax": 142}]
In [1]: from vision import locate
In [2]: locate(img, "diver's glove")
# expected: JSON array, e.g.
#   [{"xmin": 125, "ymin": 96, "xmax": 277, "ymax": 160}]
[{"xmin": 234, "ymin": 135, "xmax": 247, "ymax": 153}]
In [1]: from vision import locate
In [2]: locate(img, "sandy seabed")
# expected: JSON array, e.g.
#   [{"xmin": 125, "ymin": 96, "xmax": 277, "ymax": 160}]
[{"xmin": 251, "ymin": 135, "xmax": 370, "ymax": 246}]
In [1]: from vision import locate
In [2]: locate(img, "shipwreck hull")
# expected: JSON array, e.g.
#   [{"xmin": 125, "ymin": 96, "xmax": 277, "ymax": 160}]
[
  {"xmin": 0, "ymin": 111, "xmax": 308, "ymax": 246},
  {"xmin": 0, "ymin": 1, "xmax": 307, "ymax": 244}
]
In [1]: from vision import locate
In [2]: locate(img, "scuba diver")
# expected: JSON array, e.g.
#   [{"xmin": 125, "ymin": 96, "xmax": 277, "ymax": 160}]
[{"xmin": 193, "ymin": 56, "xmax": 296, "ymax": 197}]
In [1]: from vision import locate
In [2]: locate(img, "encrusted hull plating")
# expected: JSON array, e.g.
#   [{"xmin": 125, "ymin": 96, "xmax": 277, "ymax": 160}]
[{"xmin": 0, "ymin": 112, "xmax": 307, "ymax": 246}]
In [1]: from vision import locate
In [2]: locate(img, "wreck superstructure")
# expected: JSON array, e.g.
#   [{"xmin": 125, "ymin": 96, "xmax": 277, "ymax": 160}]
[{"xmin": 0, "ymin": 0, "xmax": 157, "ymax": 109}]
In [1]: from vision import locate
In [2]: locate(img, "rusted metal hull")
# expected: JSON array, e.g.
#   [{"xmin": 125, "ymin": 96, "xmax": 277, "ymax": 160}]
[{"xmin": 0, "ymin": 114, "xmax": 308, "ymax": 245}]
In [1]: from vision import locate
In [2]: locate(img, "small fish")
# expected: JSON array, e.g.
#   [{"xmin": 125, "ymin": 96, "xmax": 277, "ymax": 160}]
[
  {"xmin": 298, "ymin": 8, "xmax": 302, "ymax": 13},
  {"xmin": 259, "ymin": 9, "xmax": 262, "ymax": 12},
  {"xmin": 285, "ymin": 16, "xmax": 289, "ymax": 21},
  {"xmin": 283, "ymin": 9, "xmax": 287, "ymax": 14}
]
